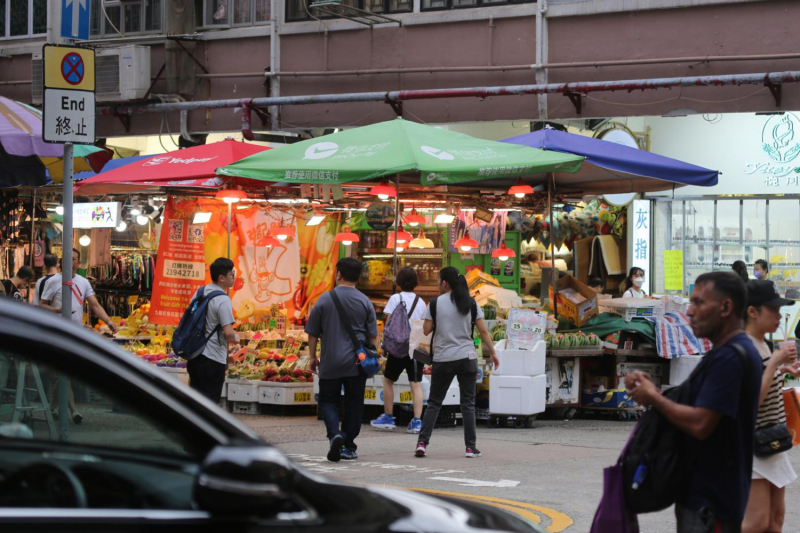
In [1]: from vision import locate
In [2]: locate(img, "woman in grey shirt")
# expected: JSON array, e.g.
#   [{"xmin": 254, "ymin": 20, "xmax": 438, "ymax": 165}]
[{"xmin": 415, "ymin": 267, "xmax": 499, "ymax": 459}]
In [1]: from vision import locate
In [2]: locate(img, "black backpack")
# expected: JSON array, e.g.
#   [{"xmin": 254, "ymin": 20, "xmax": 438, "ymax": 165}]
[
  {"xmin": 429, "ymin": 296, "xmax": 478, "ymax": 360},
  {"xmin": 621, "ymin": 342, "xmax": 749, "ymax": 514}
]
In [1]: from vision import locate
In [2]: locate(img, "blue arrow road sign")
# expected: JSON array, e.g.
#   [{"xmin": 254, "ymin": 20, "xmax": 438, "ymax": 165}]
[{"xmin": 61, "ymin": 0, "xmax": 90, "ymax": 41}]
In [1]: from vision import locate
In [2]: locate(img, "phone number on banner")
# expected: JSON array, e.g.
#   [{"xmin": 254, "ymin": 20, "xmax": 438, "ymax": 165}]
[{"xmin": 163, "ymin": 259, "xmax": 204, "ymax": 280}]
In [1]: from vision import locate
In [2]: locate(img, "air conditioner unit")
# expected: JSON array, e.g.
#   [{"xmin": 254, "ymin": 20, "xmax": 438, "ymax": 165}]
[{"xmin": 32, "ymin": 45, "xmax": 151, "ymax": 104}]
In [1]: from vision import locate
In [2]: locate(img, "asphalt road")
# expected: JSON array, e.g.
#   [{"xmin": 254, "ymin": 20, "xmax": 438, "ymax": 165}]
[{"xmin": 236, "ymin": 412, "xmax": 800, "ymax": 533}]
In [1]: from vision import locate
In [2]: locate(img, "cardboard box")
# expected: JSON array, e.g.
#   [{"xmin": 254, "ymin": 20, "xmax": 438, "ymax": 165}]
[
  {"xmin": 548, "ymin": 275, "xmax": 599, "ymax": 327},
  {"xmin": 545, "ymin": 357, "xmax": 581, "ymax": 404},
  {"xmin": 616, "ymin": 362, "xmax": 665, "ymax": 389},
  {"xmin": 581, "ymin": 388, "xmax": 636, "ymax": 409}
]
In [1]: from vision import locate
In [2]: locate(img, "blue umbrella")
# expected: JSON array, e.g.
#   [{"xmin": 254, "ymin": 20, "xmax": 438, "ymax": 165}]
[
  {"xmin": 74, "ymin": 154, "xmax": 152, "ymax": 181},
  {"xmin": 501, "ymin": 128, "xmax": 718, "ymax": 194}
]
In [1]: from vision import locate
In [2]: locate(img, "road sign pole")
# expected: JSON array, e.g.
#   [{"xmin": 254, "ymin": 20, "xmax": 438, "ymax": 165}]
[{"xmin": 58, "ymin": 141, "xmax": 73, "ymax": 441}]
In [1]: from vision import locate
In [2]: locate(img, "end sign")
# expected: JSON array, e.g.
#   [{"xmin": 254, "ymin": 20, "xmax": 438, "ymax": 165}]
[{"xmin": 43, "ymin": 44, "xmax": 96, "ymax": 145}]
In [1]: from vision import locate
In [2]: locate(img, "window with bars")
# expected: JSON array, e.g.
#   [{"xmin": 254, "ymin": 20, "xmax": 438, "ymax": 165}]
[
  {"xmin": 0, "ymin": 0, "xmax": 46, "ymax": 39},
  {"xmin": 422, "ymin": 0, "xmax": 526, "ymax": 10},
  {"xmin": 89, "ymin": 0, "xmax": 163, "ymax": 37},
  {"xmin": 286, "ymin": 0, "xmax": 409, "ymax": 21},
  {"xmin": 195, "ymin": 0, "xmax": 270, "ymax": 28}
]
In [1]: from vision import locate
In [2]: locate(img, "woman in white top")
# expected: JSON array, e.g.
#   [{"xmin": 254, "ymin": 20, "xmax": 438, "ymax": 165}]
[
  {"xmin": 620, "ymin": 267, "xmax": 646, "ymax": 298},
  {"xmin": 371, "ymin": 267, "xmax": 428, "ymax": 434},
  {"xmin": 742, "ymin": 279, "xmax": 800, "ymax": 533}
]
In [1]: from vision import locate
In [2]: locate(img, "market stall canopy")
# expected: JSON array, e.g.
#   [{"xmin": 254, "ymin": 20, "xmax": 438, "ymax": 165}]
[
  {"xmin": 74, "ymin": 139, "xmax": 272, "ymax": 195},
  {"xmin": 501, "ymin": 128, "xmax": 719, "ymax": 194},
  {"xmin": 74, "ymin": 155, "xmax": 152, "ymax": 181},
  {"xmin": 218, "ymin": 118, "xmax": 584, "ymax": 185},
  {"xmin": 0, "ymin": 97, "xmax": 110, "ymax": 187}
]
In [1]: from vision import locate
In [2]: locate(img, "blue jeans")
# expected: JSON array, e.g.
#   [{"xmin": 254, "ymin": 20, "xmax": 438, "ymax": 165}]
[{"xmin": 318, "ymin": 373, "xmax": 367, "ymax": 451}]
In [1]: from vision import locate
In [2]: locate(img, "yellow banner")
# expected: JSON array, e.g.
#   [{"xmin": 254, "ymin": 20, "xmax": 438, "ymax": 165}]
[{"xmin": 664, "ymin": 250, "xmax": 684, "ymax": 291}]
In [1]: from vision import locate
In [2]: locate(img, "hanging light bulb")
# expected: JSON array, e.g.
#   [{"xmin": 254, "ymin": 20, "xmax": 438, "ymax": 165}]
[
  {"xmin": 454, "ymin": 237, "xmax": 479, "ymax": 252},
  {"xmin": 508, "ymin": 178, "xmax": 534, "ymax": 198},
  {"xmin": 434, "ymin": 205, "xmax": 457, "ymax": 224},
  {"xmin": 116, "ymin": 221, "xmax": 127, "ymax": 232},
  {"xmin": 272, "ymin": 223, "xmax": 296, "ymax": 241},
  {"xmin": 257, "ymin": 235, "xmax": 281, "ymax": 248},
  {"xmin": 306, "ymin": 209, "xmax": 326, "ymax": 226},
  {"xmin": 79, "ymin": 234, "xmax": 91, "ymax": 247},
  {"xmin": 491, "ymin": 242, "xmax": 517, "ymax": 262},
  {"xmin": 404, "ymin": 208, "xmax": 426, "ymax": 227},
  {"xmin": 334, "ymin": 226, "xmax": 360, "ymax": 246},
  {"xmin": 370, "ymin": 181, "xmax": 397, "ymax": 200},
  {"xmin": 409, "ymin": 229, "xmax": 435, "ymax": 249},
  {"xmin": 215, "ymin": 189, "xmax": 248, "ymax": 204},
  {"xmin": 55, "ymin": 205, "xmax": 64, "ymax": 215},
  {"xmin": 136, "ymin": 215, "xmax": 149, "ymax": 226},
  {"xmin": 394, "ymin": 224, "xmax": 413, "ymax": 244},
  {"xmin": 130, "ymin": 207, "xmax": 141, "ymax": 216}
]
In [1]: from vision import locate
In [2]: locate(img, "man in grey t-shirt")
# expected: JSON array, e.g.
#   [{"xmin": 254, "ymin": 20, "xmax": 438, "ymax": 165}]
[
  {"xmin": 306, "ymin": 258, "xmax": 377, "ymax": 463},
  {"xmin": 187, "ymin": 258, "xmax": 239, "ymax": 404}
]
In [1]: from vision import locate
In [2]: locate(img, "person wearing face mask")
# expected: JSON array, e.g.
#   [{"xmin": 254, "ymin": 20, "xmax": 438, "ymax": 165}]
[
  {"xmin": 620, "ymin": 267, "xmax": 647, "ymax": 298},
  {"xmin": 754, "ymin": 259, "xmax": 769, "ymax": 281}
]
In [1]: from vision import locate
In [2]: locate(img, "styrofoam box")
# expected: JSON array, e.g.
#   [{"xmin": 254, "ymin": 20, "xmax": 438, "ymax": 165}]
[
  {"xmin": 227, "ymin": 381, "xmax": 260, "ymax": 402},
  {"xmin": 669, "ymin": 355, "xmax": 702, "ymax": 386},
  {"xmin": 258, "ymin": 383, "xmax": 316, "ymax": 405},
  {"xmin": 493, "ymin": 341, "xmax": 546, "ymax": 377},
  {"xmin": 489, "ymin": 374, "xmax": 546, "ymax": 416}
]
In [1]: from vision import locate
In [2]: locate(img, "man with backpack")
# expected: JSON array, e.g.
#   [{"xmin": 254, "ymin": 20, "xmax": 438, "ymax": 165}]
[
  {"xmin": 306, "ymin": 258, "xmax": 378, "ymax": 463},
  {"xmin": 33, "ymin": 254, "xmax": 59, "ymax": 306},
  {"xmin": 625, "ymin": 272, "xmax": 762, "ymax": 532},
  {"xmin": 180, "ymin": 257, "xmax": 238, "ymax": 404},
  {"xmin": 371, "ymin": 267, "xmax": 427, "ymax": 433}
]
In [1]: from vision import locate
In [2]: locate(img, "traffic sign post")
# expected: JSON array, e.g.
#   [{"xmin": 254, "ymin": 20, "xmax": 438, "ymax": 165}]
[
  {"xmin": 61, "ymin": 0, "xmax": 90, "ymax": 41},
  {"xmin": 42, "ymin": 42, "xmax": 94, "ymax": 442}
]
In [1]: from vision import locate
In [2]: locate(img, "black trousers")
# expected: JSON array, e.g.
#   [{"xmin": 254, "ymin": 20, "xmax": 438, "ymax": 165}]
[
  {"xmin": 318, "ymin": 373, "xmax": 368, "ymax": 451},
  {"xmin": 187, "ymin": 355, "xmax": 226, "ymax": 404}
]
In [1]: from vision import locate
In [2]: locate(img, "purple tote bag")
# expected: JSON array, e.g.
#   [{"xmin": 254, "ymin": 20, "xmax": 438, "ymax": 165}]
[{"xmin": 589, "ymin": 419, "xmax": 641, "ymax": 533}]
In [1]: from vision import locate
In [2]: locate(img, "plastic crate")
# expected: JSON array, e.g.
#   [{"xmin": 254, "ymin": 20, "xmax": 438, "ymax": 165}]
[
  {"xmin": 609, "ymin": 305, "xmax": 665, "ymax": 322},
  {"xmin": 231, "ymin": 401, "xmax": 260, "ymax": 415}
]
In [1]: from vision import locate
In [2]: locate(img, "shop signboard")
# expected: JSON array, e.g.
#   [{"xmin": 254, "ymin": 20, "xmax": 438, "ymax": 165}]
[
  {"xmin": 664, "ymin": 250, "xmax": 684, "ymax": 292},
  {"xmin": 365, "ymin": 202, "xmax": 395, "ymax": 231},
  {"xmin": 629, "ymin": 199, "xmax": 651, "ymax": 295},
  {"xmin": 72, "ymin": 202, "xmax": 121, "ymax": 229}
]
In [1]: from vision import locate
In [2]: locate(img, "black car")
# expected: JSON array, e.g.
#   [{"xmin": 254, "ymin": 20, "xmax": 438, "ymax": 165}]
[{"xmin": 0, "ymin": 300, "xmax": 542, "ymax": 532}]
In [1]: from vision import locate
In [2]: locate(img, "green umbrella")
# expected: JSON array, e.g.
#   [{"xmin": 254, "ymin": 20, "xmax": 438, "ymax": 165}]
[{"xmin": 218, "ymin": 118, "xmax": 584, "ymax": 185}]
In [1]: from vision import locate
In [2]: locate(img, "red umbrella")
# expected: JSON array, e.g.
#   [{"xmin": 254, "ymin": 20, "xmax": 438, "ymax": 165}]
[{"xmin": 75, "ymin": 139, "xmax": 271, "ymax": 195}]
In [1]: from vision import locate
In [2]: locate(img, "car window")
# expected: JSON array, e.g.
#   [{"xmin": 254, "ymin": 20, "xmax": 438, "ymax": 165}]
[{"xmin": 0, "ymin": 349, "xmax": 188, "ymax": 457}]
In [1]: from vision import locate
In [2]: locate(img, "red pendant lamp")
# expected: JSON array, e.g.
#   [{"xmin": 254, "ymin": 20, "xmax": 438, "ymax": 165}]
[
  {"xmin": 404, "ymin": 208, "xmax": 426, "ymax": 227},
  {"xmin": 257, "ymin": 235, "xmax": 281, "ymax": 248},
  {"xmin": 215, "ymin": 189, "xmax": 248, "ymax": 204},
  {"xmin": 491, "ymin": 242, "xmax": 516, "ymax": 261},
  {"xmin": 272, "ymin": 223, "xmax": 296, "ymax": 240},
  {"xmin": 386, "ymin": 233, "xmax": 405, "ymax": 252},
  {"xmin": 454, "ymin": 236, "xmax": 479, "ymax": 252},
  {"xmin": 393, "ymin": 224, "xmax": 413, "ymax": 244},
  {"xmin": 508, "ymin": 179, "xmax": 534, "ymax": 198},
  {"xmin": 370, "ymin": 181, "xmax": 397, "ymax": 199},
  {"xmin": 334, "ymin": 226, "xmax": 360, "ymax": 246}
]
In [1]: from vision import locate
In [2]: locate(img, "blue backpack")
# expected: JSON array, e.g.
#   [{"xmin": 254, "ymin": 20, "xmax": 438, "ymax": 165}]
[{"xmin": 172, "ymin": 286, "xmax": 226, "ymax": 360}]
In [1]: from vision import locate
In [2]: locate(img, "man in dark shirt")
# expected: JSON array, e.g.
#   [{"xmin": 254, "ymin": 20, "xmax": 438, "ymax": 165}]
[
  {"xmin": 306, "ymin": 258, "xmax": 378, "ymax": 463},
  {"xmin": 627, "ymin": 271, "xmax": 761, "ymax": 532},
  {"xmin": 2, "ymin": 266, "xmax": 34, "ymax": 302}
]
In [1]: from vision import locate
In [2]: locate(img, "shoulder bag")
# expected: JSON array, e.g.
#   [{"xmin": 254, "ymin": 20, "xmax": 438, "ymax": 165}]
[{"xmin": 329, "ymin": 290, "xmax": 381, "ymax": 377}]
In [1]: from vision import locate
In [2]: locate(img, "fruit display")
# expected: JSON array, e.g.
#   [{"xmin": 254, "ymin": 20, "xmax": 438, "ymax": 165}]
[
  {"xmin": 490, "ymin": 323, "xmax": 507, "ymax": 342},
  {"xmin": 226, "ymin": 356, "xmax": 313, "ymax": 383},
  {"xmin": 482, "ymin": 305, "xmax": 498, "ymax": 320},
  {"xmin": 545, "ymin": 331, "xmax": 601, "ymax": 350},
  {"xmin": 237, "ymin": 323, "xmax": 284, "ymax": 334},
  {"xmin": 124, "ymin": 342, "xmax": 186, "ymax": 367},
  {"xmin": 116, "ymin": 303, "xmax": 166, "ymax": 338}
]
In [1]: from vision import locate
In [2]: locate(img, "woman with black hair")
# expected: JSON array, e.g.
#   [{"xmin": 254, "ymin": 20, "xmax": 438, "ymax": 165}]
[
  {"xmin": 732, "ymin": 260, "xmax": 750, "ymax": 283},
  {"xmin": 754, "ymin": 259, "xmax": 770, "ymax": 280},
  {"xmin": 415, "ymin": 267, "xmax": 499, "ymax": 459},
  {"xmin": 619, "ymin": 267, "xmax": 646, "ymax": 298}
]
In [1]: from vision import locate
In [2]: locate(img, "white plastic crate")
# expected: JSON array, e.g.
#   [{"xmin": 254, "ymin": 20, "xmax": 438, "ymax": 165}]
[
  {"xmin": 227, "ymin": 381, "xmax": 260, "ymax": 402},
  {"xmin": 489, "ymin": 374, "xmax": 546, "ymax": 416},
  {"xmin": 231, "ymin": 401, "xmax": 260, "ymax": 415},
  {"xmin": 492, "ymin": 340, "xmax": 546, "ymax": 377},
  {"xmin": 669, "ymin": 355, "xmax": 702, "ymax": 385},
  {"xmin": 258, "ymin": 383, "xmax": 316, "ymax": 405}
]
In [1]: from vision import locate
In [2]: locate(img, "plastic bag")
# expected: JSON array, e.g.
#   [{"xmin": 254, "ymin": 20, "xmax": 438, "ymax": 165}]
[{"xmin": 408, "ymin": 318, "xmax": 432, "ymax": 359}]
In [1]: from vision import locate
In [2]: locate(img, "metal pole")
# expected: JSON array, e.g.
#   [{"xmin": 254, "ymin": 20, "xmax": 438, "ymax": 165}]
[
  {"xmin": 392, "ymin": 174, "xmax": 400, "ymax": 295},
  {"xmin": 30, "ymin": 188, "xmax": 36, "ymax": 269},
  {"xmin": 227, "ymin": 202, "xmax": 232, "ymax": 259},
  {"xmin": 59, "ymin": 143, "xmax": 74, "ymax": 442},
  {"xmin": 548, "ymin": 174, "xmax": 557, "ymax": 317}
]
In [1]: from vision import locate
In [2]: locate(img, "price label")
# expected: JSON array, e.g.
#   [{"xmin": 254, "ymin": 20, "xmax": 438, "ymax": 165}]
[
  {"xmin": 399, "ymin": 390, "xmax": 414, "ymax": 403},
  {"xmin": 532, "ymin": 325, "xmax": 545, "ymax": 336},
  {"xmin": 510, "ymin": 322, "xmax": 533, "ymax": 332},
  {"xmin": 364, "ymin": 389, "xmax": 377, "ymax": 400},
  {"xmin": 294, "ymin": 392, "xmax": 311, "ymax": 403}
]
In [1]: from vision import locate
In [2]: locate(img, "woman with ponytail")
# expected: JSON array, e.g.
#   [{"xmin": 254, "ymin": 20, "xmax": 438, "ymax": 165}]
[{"xmin": 415, "ymin": 267, "xmax": 499, "ymax": 459}]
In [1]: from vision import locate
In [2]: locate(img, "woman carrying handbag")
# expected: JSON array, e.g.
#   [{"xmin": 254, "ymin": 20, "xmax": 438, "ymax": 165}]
[{"xmin": 743, "ymin": 280, "xmax": 800, "ymax": 533}]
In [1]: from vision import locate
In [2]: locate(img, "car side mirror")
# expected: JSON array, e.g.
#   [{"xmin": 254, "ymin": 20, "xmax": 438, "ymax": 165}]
[{"xmin": 194, "ymin": 445, "xmax": 296, "ymax": 515}]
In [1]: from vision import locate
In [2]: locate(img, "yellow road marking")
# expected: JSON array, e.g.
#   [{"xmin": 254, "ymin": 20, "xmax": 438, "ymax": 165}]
[{"xmin": 409, "ymin": 488, "xmax": 574, "ymax": 533}]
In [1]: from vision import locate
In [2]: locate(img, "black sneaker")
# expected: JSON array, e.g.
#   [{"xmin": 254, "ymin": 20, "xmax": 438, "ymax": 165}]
[
  {"xmin": 465, "ymin": 447, "xmax": 482, "ymax": 458},
  {"xmin": 340, "ymin": 448, "xmax": 358, "ymax": 460},
  {"xmin": 72, "ymin": 412, "xmax": 83, "ymax": 425},
  {"xmin": 327, "ymin": 434, "xmax": 344, "ymax": 463}
]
